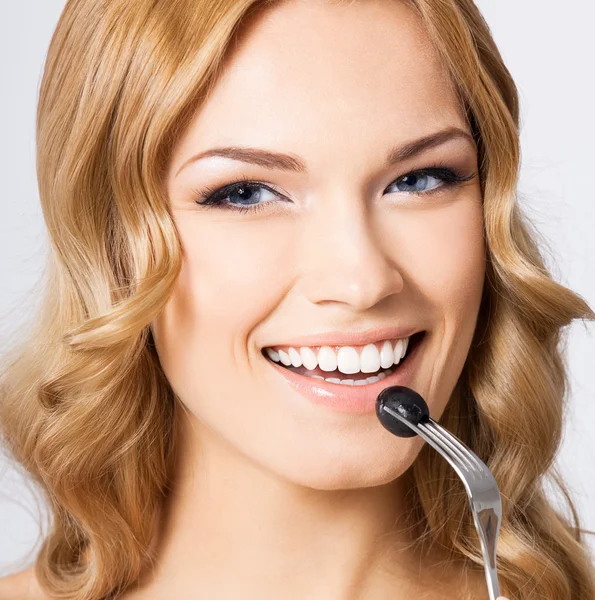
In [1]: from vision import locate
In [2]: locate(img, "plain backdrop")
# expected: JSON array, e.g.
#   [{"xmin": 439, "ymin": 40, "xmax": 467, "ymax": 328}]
[{"xmin": 1, "ymin": 0, "xmax": 594, "ymax": 577}]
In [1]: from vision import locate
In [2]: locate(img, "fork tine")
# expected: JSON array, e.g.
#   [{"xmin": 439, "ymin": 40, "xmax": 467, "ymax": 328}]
[
  {"xmin": 422, "ymin": 421, "xmax": 478, "ymax": 472},
  {"xmin": 380, "ymin": 406, "xmax": 469, "ymax": 475},
  {"xmin": 424, "ymin": 419, "xmax": 485, "ymax": 473},
  {"xmin": 418, "ymin": 421, "xmax": 477, "ymax": 472}
]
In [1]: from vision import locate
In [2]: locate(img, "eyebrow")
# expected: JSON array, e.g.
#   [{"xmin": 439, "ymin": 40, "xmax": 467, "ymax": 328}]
[{"xmin": 175, "ymin": 126, "xmax": 476, "ymax": 177}]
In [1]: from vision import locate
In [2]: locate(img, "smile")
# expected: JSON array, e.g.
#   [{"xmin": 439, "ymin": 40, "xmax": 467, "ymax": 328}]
[
  {"xmin": 263, "ymin": 331, "xmax": 423, "ymax": 384},
  {"xmin": 261, "ymin": 331, "xmax": 427, "ymax": 414}
]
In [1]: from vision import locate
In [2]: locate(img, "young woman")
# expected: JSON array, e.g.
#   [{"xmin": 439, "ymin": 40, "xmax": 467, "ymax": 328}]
[{"xmin": 1, "ymin": 0, "xmax": 593, "ymax": 598}]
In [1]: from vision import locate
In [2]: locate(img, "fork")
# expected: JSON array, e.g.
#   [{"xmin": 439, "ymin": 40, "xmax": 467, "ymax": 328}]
[{"xmin": 381, "ymin": 406, "xmax": 503, "ymax": 600}]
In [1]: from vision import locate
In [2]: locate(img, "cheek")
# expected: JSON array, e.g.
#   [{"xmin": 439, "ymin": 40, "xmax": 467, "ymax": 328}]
[
  {"xmin": 394, "ymin": 198, "xmax": 485, "ymax": 314},
  {"xmin": 177, "ymin": 216, "xmax": 295, "ymax": 333},
  {"xmin": 393, "ymin": 197, "xmax": 486, "ymax": 407},
  {"xmin": 151, "ymin": 216, "xmax": 293, "ymax": 394}
]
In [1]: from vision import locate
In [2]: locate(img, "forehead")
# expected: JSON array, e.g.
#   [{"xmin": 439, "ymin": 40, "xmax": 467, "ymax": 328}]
[{"xmin": 172, "ymin": 0, "xmax": 467, "ymax": 173}]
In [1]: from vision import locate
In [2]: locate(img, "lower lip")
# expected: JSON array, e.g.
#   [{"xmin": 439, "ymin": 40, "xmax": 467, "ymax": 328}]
[{"xmin": 264, "ymin": 334, "xmax": 425, "ymax": 415}]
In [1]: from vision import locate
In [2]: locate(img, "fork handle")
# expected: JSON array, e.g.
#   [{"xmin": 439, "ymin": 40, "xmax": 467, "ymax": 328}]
[
  {"xmin": 472, "ymin": 507, "xmax": 501, "ymax": 600},
  {"xmin": 484, "ymin": 562, "xmax": 501, "ymax": 600}
]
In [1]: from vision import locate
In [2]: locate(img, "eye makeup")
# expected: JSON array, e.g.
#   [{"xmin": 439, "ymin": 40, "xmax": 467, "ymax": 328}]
[{"xmin": 191, "ymin": 163, "xmax": 477, "ymax": 215}]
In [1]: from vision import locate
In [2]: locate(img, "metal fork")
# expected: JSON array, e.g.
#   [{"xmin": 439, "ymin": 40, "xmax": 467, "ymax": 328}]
[{"xmin": 381, "ymin": 407, "xmax": 503, "ymax": 600}]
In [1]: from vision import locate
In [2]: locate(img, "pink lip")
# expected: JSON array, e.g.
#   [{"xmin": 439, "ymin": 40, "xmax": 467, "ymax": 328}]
[
  {"xmin": 263, "ymin": 325, "xmax": 422, "ymax": 349},
  {"xmin": 265, "ymin": 332, "xmax": 425, "ymax": 414}
]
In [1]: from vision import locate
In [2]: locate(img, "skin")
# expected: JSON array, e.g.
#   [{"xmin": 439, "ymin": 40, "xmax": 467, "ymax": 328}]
[
  {"xmin": 0, "ymin": 0, "xmax": 498, "ymax": 599},
  {"xmin": 138, "ymin": 0, "xmax": 490, "ymax": 598},
  {"xmin": 0, "ymin": 1, "xmax": 511, "ymax": 600}
]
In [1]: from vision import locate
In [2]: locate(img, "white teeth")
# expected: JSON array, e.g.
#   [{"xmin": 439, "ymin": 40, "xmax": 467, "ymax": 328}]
[
  {"xmin": 264, "ymin": 335, "xmax": 414, "ymax": 373},
  {"xmin": 265, "ymin": 347, "xmax": 280, "ymax": 362},
  {"xmin": 401, "ymin": 336, "xmax": 409, "ymax": 359},
  {"xmin": 282, "ymin": 366, "xmax": 396, "ymax": 385},
  {"xmin": 359, "ymin": 344, "xmax": 381, "ymax": 373},
  {"xmin": 317, "ymin": 346, "xmax": 338, "ymax": 372},
  {"xmin": 393, "ymin": 339, "xmax": 403, "ymax": 364},
  {"xmin": 288, "ymin": 347, "xmax": 303, "ymax": 367},
  {"xmin": 278, "ymin": 349, "xmax": 292, "ymax": 366},
  {"xmin": 300, "ymin": 346, "xmax": 318, "ymax": 370},
  {"xmin": 379, "ymin": 340, "xmax": 394, "ymax": 369},
  {"xmin": 325, "ymin": 368, "xmax": 394, "ymax": 385},
  {"xmin": 336, "ymin": 346, "xmax": 360, "ymax": 374}
]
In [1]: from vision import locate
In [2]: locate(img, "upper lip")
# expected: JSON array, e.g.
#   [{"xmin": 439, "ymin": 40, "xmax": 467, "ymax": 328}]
[{"xmin": 263, "ymin": 325, "xmax": 424, "ymax": 349}]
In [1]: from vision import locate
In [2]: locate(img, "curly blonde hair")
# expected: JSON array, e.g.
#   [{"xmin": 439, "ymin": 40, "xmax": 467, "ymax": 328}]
[{"xmin": 1, "ymin": 0, "xmax": 594, "ymax": 598}]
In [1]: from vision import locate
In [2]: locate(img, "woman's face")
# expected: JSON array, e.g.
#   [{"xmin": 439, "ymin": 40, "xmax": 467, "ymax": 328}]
[{"xmin": 153, "ymin": 0, "xmax": 485, "ymax": 489}]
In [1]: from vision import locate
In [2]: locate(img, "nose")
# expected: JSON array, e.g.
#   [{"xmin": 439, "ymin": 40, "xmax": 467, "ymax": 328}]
[{"xmin": 298, "ymin": 191, "xmax": 404, "ymax": 311}]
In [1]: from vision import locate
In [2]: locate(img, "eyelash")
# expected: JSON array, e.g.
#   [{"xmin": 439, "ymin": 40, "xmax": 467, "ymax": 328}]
[{"xmin": 191, "ymin": 164, "xmax": 475, "ymax": 215}]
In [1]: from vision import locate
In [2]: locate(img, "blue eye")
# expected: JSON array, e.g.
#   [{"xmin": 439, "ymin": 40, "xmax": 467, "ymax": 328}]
[
  {"xmin": 392, "ymin": 171, "xmax": 444, "ymax": 193},
  {"xmin": 193, "ymin": 166, "xmax": 475, "ymax": 214},
  {"xmin": 212, "ymin": 182, "xmax": 277, "ymax": 208},
  {"xmin": 193, "ymin": 179, "xmax": 282, "ymax": 215}
]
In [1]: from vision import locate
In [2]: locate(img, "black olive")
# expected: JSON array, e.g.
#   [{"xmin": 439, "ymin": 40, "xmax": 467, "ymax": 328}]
[{"xmin": 375, "ymin": 385, "xmax": 430, "ymax": 438}]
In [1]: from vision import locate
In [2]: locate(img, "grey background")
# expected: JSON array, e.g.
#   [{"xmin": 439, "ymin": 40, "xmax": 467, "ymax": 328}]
[{"xmin": 1, "ymin": 0, "xmax": 594, "ymax": 576}]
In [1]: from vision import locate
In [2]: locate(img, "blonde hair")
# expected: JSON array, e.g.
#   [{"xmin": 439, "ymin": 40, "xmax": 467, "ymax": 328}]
[{"xmin": 1, "ymin": 0, "xmax": 594, "ymax": 598}]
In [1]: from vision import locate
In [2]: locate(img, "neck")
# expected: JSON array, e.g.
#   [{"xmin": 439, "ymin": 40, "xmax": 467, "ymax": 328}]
[{"xmin": 130, "ymin": 409, "xmax": 463, "ymax": 599}]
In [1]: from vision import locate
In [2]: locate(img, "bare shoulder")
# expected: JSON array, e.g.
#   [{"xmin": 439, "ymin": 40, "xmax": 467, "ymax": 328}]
[{"xmin": 0, "ymin": 567, "xmax": 51, "ymax": 600}]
